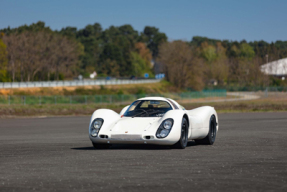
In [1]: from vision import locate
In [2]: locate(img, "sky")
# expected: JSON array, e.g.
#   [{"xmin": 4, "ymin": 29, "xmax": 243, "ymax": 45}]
[{"xmin": 0, "ymin": 0, "xmax": 286, "ymax": 42}]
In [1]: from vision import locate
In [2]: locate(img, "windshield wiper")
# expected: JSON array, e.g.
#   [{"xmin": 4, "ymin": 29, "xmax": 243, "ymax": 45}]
[
  {"xmin": 131, "ymin": 109, "xmax": 149, "ymax": 118},
  {"xmin": 146, "ymin": 110, "xmax": 162, "ymax": 115},
  {"xmin": 131, "ymin": 110, "xmax": 162, "ymax": 118}
]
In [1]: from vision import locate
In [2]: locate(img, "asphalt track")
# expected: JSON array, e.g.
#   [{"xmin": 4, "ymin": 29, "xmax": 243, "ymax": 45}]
[{"xmin": 0, "ymin": 112, "xmax": 287, "ymax": 191}]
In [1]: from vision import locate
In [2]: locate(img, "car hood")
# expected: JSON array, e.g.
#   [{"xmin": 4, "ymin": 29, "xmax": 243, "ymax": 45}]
[{"xmin": 109, "ymin": 117, "xmax": 160, "ymax": 134}]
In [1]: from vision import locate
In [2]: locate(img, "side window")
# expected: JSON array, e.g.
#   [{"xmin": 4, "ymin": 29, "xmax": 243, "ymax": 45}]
[{"xmin": 167, "ymin": 99, "xmax": 179, "ymax": 109}]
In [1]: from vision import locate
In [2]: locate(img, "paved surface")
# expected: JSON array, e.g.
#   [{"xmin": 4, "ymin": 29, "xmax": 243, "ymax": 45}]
[{"xmin": 0, "ymin": 113, "xmax": 287, "ymax": 191}]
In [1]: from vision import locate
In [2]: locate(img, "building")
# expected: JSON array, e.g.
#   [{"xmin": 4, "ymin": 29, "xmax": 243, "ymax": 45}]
[{"xmin": 260, "ymin": 58, "xmax": 287, "ymax": 80}]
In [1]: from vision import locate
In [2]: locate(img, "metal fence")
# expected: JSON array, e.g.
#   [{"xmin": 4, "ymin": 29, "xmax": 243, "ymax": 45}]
[
  {"xmin": 210, "ymin": 86, "xmax": 287, "ymax": 92},
  {"xmin": 0, "ymin": 90, "xmax": 227, "ymax": 105},
  {"xmin": 0, "ymin": 79, "xmax": 161, "ymax": 89},
  {"xmin": 225, "ymin": 87, "xmax": 287, "ymax": 101}
]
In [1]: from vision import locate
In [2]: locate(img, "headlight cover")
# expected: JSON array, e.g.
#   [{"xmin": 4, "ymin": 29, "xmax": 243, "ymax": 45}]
[
  {"xmin": 156, "ymin": 118, "xmax": 174, "ymax": 138},
  {"xmin": 90, "ymin": 118, "xmax": 104, "ymax": 137}
]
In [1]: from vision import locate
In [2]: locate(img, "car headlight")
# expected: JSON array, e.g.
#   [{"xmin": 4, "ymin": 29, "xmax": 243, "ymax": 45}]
[
  {"xmin": 156, "ymin": 118, "xmax": 174, "ymax": 138},
  {"xmin": 94, "ymin": 120, "xmax": 102, "ymax": 129},
  {"xmin": 90, "ymin": 118, "xmax": 104, "ymax": 137},
  {"xmin": 163, "ymin": 119, "xmax": 172, "ymax": 129}
]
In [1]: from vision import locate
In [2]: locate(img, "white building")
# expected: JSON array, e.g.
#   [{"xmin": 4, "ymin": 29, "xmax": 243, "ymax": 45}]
[
  {"xmin": 89, "ymin": 71, "xmax": 97, "ymax": 79},
  {"xmin": 260, "ymin": 58, "xmax": 287, "ymax": 80}
]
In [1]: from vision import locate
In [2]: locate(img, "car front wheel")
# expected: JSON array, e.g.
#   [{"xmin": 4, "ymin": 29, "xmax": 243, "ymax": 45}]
[{"xmin": 173, "ymin": 118, "xmax": 188, "ymax": 149}]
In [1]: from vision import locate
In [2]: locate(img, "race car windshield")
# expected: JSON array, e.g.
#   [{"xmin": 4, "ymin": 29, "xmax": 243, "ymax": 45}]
[{"xmin": 124, "ymin": 100, "xmax": 172, "ymax": 117}]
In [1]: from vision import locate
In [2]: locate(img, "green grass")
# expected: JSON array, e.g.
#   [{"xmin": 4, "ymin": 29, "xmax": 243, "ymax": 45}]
[
  {"xmin": 1, "ymin": 97, "xmax": 287, "ymax": 118},
  {"xmin": 0, "ymin": 90, "xmax": 227, "ymax": 105},
  {"xmin": 182, "ymin": 97, "xmax": 287, "ymax": 113}
]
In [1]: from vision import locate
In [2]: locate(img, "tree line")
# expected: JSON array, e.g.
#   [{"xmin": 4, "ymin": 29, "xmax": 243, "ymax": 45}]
[
  {"xmin": 0, "ymin": 21, "xmax": 166, "ymax": 82},
  {"xmin": 1, "ymin": 21, "xmax": 287, "ymax": 89},
  {"xmin": 159, "ymin": 36, "xmax": 287, "ymax": 89}
]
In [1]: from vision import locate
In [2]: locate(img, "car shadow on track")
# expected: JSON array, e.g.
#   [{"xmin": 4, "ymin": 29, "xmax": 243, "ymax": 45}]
[{"xmin": 71, "ymin": 141, "xmax": 198, "ymax": 150}]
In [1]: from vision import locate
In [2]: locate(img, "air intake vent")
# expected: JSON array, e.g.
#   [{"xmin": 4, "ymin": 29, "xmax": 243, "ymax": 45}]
[
  {"xmin": 100, "ymin": 135, "xmax": 109, "ymax": 139},
  {"xmin": 144, "ymin": 136, "xmax": 154, "ymax": 140}
]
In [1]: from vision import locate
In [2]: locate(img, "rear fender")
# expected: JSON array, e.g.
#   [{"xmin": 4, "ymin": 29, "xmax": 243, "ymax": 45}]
[{"xmin": 186, "ymin": 106, "xmax": 218, "ymax": 139}]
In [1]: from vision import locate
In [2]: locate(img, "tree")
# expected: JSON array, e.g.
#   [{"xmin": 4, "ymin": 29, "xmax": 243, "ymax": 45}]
[
  {"xmin": 2, "ymin": 31, "xmax": 83, "ymax": 81},
  {"xmin": 76, "ymin": 23, "xmax": 103, "ymax": 71},
  {"xmin": 49, "ymin": 33, "xmax": 84, "ymax": 80},
  {"xmin": 2, "ymin": 33, "xmax": 21, "ymax": 81},
  {"xmin": 200, "ymin": 42, "xmax": 217, "ymax": 63},
  {"xmin": 158, "ymin": 41, "xmax": 203, "ymax": 90},
  {"xmin": 198, "ymin": 42, "xmax": 229, "ymax": 85},
  {"xmin": 135, "ymin": 42, "xmax": 152, "ymax": 68},
  {"xmin": 100, "ymin": 59, "xmax": 119, "ymax": 76},
  {"xmin": 140, "ymin": 26, "xmax": 167, "ymax": 58},
  {"xmin": 59, "ymin": 27, "xmax": 77, "ymax": 39},
  {"xmin": 99, "ymin": 43, "xmax": 126, "ymax": 76},
  {"xmin": 0, "ymin": 35, "xmax": 8, "ymax": 82},
  {"xmin": 98, "ymin": 25, "xmax": 139, "ymax": 76},
  {"xmin": 190, "ymin": 36, "xmax": 221, "ymax": 47},
  {"xmin": 0, "ymin": 21, "xmax": 52, "ymax": 35},
  {"xmin": 130, "ymin": 52, "xmax": 148, "ymax": 77},
  {"xmin": 239, "ymin": 43, "xmax": 255, "ymax": 59}
]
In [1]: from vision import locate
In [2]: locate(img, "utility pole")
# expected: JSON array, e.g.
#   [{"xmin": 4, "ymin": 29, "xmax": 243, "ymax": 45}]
[{"xmin": 265, "ymin": 54, "xmax": 269, "ymax": 64}]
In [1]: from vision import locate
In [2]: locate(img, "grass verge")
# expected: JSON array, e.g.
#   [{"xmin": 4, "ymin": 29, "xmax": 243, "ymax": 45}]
[
  {"xmin": 182, "ymin": 97, "xmax": 287, "ymax": 113},
  {"xmin": 1, "ymin": 97, "xmax": 287, "ymax": 118}
]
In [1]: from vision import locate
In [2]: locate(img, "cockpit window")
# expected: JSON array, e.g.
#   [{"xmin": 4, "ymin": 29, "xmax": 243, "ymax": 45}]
[{"xmin": 124, "ymin": 100, "xmax": 172, "ymax": 117}]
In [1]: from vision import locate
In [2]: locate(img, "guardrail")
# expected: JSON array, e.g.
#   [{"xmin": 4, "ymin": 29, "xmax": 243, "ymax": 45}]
[
  {"xmin": 0, "ymin": 79, "xmax": 161, "ymax": 89},
  {"xmin": 0, "ymin": 90, "xmax": 227, "ymax": 105}
]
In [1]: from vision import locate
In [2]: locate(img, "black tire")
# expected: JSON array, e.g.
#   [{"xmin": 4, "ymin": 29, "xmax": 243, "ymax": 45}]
[
  {"xmin": 92, "ymin": 142, "xmax": 111, "ymax": 149},
  {"xmin": 173, "ymin": 118, "xmax": 188, "ymax": 149},
  {"xmin": 195, "ymin": 115, "xmax": 217, "ymax": 145}
]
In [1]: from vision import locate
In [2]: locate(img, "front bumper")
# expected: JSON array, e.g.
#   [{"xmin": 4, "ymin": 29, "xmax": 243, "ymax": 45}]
[{"xmin": 89, "ymin": 134, "xmax": 178, "ymax": 145}]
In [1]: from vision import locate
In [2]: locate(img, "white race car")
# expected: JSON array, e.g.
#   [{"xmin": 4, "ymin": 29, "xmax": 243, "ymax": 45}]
[{"xmin": 89, "ymin": 97, "xmax": 218, "ymax": 149}]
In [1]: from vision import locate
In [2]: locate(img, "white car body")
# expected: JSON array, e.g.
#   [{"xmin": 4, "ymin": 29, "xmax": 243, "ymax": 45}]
[{"xmin": 89, "ymin": 97, "xmax": 218, "ymax": 147}]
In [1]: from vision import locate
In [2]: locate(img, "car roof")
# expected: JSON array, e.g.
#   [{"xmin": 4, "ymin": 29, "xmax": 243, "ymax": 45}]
[{"xmin": 137, "ymin": 97, "xmax": 168, "ymax": 101}]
